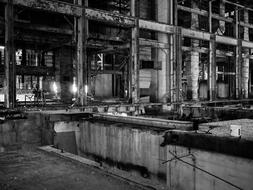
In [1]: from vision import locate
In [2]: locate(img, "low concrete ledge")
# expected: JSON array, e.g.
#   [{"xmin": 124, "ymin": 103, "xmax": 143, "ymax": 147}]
[
  {"xmin": 93, "ymin": 113, "xmax": 193, "ymax": 131},
  {"xmin": 38, "ymin": 146, "xmax": 100, "ymax": 168},
  {"xmin": 162, "ymin": 130, "xmax": 253, "ymax": 160}
]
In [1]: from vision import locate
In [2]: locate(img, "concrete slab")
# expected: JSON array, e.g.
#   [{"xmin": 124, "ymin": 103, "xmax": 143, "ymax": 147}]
[{"xmin": 0, "ymin": 150, "xmax": 146, "ymax": 190}]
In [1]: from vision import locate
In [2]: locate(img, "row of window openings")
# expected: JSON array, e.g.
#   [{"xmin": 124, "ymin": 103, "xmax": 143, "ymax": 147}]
[
  {"xmin": 16, "ymin": 75, "xmax": 43, "ymax": 90},
  {"xmin": 0, "ymin": 48, "xmax": 53, "ymax": 67}
]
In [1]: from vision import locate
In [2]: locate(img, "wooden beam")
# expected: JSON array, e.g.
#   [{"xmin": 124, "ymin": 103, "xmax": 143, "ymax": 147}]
[{"xmin": 4, "ymin": 0, "xmax": 16, "ymax": 108}]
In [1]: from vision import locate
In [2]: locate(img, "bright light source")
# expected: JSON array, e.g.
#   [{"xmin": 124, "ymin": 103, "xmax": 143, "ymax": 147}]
[
  {"xmin": 72, "ymin": 83, "xmax": 77, "ymax": 94},
  {"xmin": 52, "ymin": 82, "xmax": 57, "ymax": 94},
  {"xmin": 0, "ymin": 46, "xmax": 4, "ymax": 49},
  {"xmin": 85, "ymin": 85, "xmax": 88, "ymax": 94}
]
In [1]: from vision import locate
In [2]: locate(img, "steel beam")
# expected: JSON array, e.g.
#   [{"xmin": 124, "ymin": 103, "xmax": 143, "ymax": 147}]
[
  {"xmin": 139, "ymin": 19, "xmax": 174, "ymax": 34},
  {"xmin": 85, "ymin": 8, "xmax": 135, "ymax": 27}
]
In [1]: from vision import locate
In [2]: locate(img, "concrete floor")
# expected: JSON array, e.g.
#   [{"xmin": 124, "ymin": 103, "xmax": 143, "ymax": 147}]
[{"xmin": 0, "ymin": 150, "xmax": 144, "ymax": 190}]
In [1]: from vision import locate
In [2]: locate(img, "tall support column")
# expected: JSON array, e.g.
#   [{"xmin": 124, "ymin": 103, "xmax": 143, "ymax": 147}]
[
  {"xmin": 242, "ymin": 9, "xmax": 250, "ymax": 98},
  {"xmin": 169, "ymin": 0, "xmax": 175, "ymax": 102},
  {"xmin": 235, "ymin": 8, "xmax": 242, "ymax": 99},
  {"xmin": 130, "ymin": 0, "xmax": 139, "ymax": 103},
  {"xmin": 209, "ymin": 34, "xmax": 217, "ymax": 100},
  {"xmin": 76, "ymin": 0, "xmax": 88, "ymax": 106},
  {"xmin": 4, "ymin": 0, "xmax": 16, "ymax": 108},
  {"xmin": 208, "ymin": 1, "xmax": 217, "ymax": 100},
  {"xmin": 157, "ymin": 0, "xmax": 169, "ymax": 103},
  {"xmin": 187, "ymin": 0, "xmax": 199, "ymax": 101},
  {"xmin": 175, "ymin": 27, "xmax": 182, "ymax": 102}
]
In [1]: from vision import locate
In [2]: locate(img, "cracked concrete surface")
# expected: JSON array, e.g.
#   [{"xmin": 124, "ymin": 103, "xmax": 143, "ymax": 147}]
[{"xmin": 0, "ymin": 150, "xmax": 145, "ymax": 190}]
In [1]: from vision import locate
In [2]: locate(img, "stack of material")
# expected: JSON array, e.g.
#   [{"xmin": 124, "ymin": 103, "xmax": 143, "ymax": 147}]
[{"xmin": 199, "ymin": 119, "xmax": 253, "ymax": 140}]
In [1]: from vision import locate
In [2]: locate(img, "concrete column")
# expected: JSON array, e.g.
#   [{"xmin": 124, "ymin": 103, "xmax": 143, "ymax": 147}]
[
  {"xmin": 186, "ymin": 0, "xmax": 199, "ymax": 101},
  {"xmin": 242, "ymin": 10, "xmax": 249, "ymax": 98},
  {"xmin": 157, "ymin": 0, "xmax": 169, "ymax": 102},
  {"xmin": 76, "ymin": 0, "xmax": 88, "ymax": 106}
]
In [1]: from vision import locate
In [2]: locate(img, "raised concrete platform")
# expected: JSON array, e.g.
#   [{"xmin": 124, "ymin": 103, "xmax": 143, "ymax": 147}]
[{"xmin": 199, "ymin": 119, "xmax": 253, "ymax": 140}]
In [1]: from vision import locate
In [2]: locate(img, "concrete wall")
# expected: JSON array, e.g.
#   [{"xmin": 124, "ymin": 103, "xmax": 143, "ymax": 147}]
[
  {"xmin": 0, "ymin": 113, "xmax": 42, "ymax": 150},
  {"xmin": 80, "ymin": 121, "xmax": 167, "ymax": 183},
  {"xmin": 167, "ymin": 145, "xmax": 253, "ymax": 190},
  {"xmin": 52, "ymin": 119, "xmax": 167, "ymax": 183}
]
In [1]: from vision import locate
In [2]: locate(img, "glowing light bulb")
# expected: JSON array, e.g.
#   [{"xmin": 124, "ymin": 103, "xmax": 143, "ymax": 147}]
[
  {"xmin": 85, "ymin": 85, "xmax": 88, "ymax": 94},
  {"xmin": 52, "ymin": 82, "xmax": 57, "ymax": 94}
]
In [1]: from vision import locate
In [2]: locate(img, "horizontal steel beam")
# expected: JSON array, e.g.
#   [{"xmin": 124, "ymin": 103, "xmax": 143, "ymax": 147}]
[
  {"xmin": 11, "ymin": 0, "xmax": 82, "ymax": 17},
  {"xmin": 0, "ymin": 0, "xmax": 135, "ymax": 27},
  {"xmin": 139, "ymin": 19, "xmax": 174, "ymax": 34},
  {"xmin": 94, "ymin": 113, "xmax": 193, "ymax": 130},
  {"xmin": 85, "ymin": 8, "xmax": 135, "ymax": 27},
  {"xmin": 182, "ymin": 28, "xmax": 210, "ymax": 41},
  {"xmin": 1, "ymin": 0, "xmax": 253, "ymax": 49},
  {"xmin": 139, "ymin": 38, "xmax": 169, "ymax": 49},
  {"xmin": 0, "ymin": 65, "xmax": 55, "ymax": 75}
]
